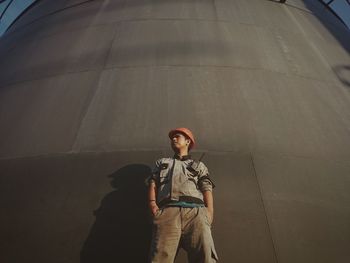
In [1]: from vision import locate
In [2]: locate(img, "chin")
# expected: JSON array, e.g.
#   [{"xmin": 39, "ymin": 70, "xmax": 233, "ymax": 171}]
[{"xmin": 171, "ymin": 145, "xmax": 180, "ymax": 151}]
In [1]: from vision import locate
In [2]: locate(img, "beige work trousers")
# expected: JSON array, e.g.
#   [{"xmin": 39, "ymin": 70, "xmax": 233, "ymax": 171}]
[{"xmin": 148, "ymin": 206, "xmax": 219, "ymax": 263}]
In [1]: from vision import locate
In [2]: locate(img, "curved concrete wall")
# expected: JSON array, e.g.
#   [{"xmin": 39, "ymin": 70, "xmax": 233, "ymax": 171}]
[{"xmin": 0, "ymin": 0, "xmax": 349, "ymax": 262}]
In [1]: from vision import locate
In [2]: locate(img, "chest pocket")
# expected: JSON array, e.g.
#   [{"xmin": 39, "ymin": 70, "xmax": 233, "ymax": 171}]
[
  {"xmin": 186, "ymin": 161, "xmax": 200, "ymax": 177},
  {"xmin": 186, "ymin": 162, "xmax": 200, "ymax": 189},
  {"xmin": 159, "ymin": 162, "xmax": 170, "ymax": 185}
]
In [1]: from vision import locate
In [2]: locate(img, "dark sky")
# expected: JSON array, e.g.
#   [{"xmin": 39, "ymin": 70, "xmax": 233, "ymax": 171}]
[{"xmin": 329, "ymin": 0, "xmax": 350, "ymax": 28}]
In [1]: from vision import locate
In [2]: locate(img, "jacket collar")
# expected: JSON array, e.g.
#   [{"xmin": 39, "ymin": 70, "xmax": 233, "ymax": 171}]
[{"xmin": 173, "ymin": 153, "xmax": 192, "ymax": 161}]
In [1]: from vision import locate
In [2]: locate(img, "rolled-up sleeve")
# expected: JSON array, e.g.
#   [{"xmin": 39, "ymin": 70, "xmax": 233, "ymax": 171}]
[
  {"xmin": 198, "ymin": 162, "xmax": 215, "ymax": 192},
  {"xmin": 145, "ymin": 158, "xmax": 161, "ymax": 187}
]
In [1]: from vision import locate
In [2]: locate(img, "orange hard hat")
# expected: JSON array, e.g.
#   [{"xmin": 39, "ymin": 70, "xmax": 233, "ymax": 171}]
[{"xmin": 168, "ymin": 127, "xmax": 195, "ymax": 150}]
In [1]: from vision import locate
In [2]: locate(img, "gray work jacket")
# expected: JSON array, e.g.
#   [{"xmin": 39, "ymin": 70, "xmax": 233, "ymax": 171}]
[{"xmin": 146, "ymin": 154, "xmax": 215, "ymax": 207}]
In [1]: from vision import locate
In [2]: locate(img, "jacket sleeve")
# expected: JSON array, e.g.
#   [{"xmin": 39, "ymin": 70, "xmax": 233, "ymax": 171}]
[
  {"xmin": 197, "ymin": 162, "xmax": 215, "ymax": 192},
  {"xmin": 145, "ymin": 158, "xmax": 162, "ymax": 187}
]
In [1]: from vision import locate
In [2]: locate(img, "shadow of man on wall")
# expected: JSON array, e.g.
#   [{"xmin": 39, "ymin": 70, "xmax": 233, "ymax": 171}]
[{"xmin": 80, "ymin": 164, "xmax": 153, "ymax": 263}]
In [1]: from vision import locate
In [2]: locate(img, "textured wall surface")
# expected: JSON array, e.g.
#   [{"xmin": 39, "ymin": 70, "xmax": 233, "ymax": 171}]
[{"xmin": 0, "ymin": 0, "xmax": 349, "ymax": 262}]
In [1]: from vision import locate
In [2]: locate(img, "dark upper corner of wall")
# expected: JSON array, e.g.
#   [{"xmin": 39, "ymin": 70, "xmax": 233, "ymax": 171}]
[
  {"xmin": 302, "ymin": 0, "xmax": 350, "ymax": 54},
  {"xmin": 1, "ymin": 0, "xmax": 95, "ymax": 38}
]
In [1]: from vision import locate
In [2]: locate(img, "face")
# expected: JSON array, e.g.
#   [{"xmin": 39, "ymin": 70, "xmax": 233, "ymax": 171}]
[{"xmin": 170, "ymin": 133, "xmax": 191, "ymax": 152}]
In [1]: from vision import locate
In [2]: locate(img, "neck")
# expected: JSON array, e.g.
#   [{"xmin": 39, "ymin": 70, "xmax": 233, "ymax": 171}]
[{"xmin": 176, "ymin": 148, "xmax": 188, "ymax": 157}]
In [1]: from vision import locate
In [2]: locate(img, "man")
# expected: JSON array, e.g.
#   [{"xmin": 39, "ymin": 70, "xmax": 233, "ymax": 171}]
[{"xmin": 146, "ymin": 127, "xmax": 219, "ymax": 263}]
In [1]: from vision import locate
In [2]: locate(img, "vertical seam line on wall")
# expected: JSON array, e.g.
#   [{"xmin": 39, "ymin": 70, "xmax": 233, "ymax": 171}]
[
  {"xmin": 70, "ymin": 4, "xmax": 120, "ymax": 152},
  {"xmin": 250, "ymin": 152, "xmax": 279, "ymax": 263}
]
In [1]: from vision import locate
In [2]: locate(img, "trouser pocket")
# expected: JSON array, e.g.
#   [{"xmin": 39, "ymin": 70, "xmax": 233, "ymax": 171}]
[
  {"xmin": 153, "ymin": 208, "xmax": 163, "ymax": 219},
  {"xmin": 201, "ymin": 206, "xmax": 212, "ymax": 227},
  {"xmin": 154, "ymin": 208, "xmax": 162, "ymax": 217}
]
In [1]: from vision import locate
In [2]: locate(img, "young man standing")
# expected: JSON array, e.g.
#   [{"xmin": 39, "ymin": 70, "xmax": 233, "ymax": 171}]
[{"xmin": 146, "ymin": 127, "xmax": 219, "ymax": 263}]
